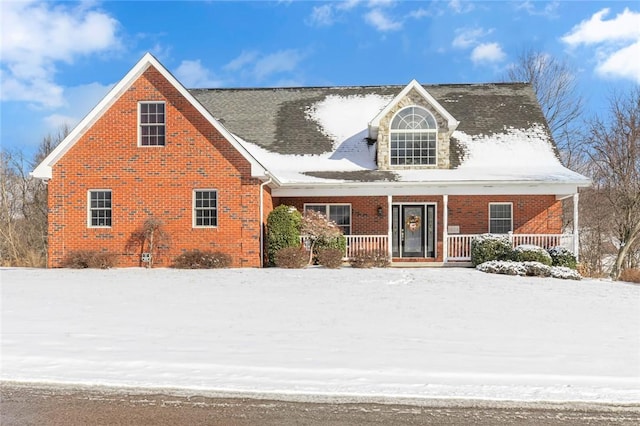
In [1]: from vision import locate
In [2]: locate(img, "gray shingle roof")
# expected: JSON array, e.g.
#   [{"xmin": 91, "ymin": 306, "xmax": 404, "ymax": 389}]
[{"xmin": 190, "ymin": 82, "xmax": 550, "ymax": 157}]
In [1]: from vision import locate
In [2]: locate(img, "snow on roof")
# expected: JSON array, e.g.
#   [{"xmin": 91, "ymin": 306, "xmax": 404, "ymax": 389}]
[
  {"xmin": 232, "ymin": 94, "xmax": 588, "ymax": 187},
  {"xmin": 305, "ymin": 94, "xmax": 392, "ymax": 150}
]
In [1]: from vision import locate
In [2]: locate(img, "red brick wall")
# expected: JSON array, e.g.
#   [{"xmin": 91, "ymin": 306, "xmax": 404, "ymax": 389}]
[
  {"xmin": 447, "ymin": 195, "xmax": 562, "ymax": 234},
  {"xmin": 47, "ymin": 67, "xmax": 267, "ymax": 268}
]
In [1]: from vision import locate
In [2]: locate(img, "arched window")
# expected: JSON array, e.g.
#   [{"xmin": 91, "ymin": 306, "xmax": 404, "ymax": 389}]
[{"xmin": 390, "ymin": 106, "xmax": 437, "ymax": 165}]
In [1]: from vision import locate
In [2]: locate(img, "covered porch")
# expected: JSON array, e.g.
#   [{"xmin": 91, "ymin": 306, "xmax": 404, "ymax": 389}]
[{"xmin": 337, "ymin": 232, "xmax": 576, "ymax": 264}]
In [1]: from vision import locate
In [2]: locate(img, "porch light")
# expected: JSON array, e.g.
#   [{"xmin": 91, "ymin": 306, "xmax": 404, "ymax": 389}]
[{"xmin": 377, "ymin": 207, "xmax": 383, "ymax": 217}]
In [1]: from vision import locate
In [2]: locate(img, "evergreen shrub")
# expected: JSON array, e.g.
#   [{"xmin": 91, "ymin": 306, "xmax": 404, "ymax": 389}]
[
  {"xmin": 267, "ymin": 205, "xmax": 302, "ymax": 266},
  {"xmin": 512, "ymin": 245, "xmax": 553, "ymax": 266},
  {"xmin": 470, "ymin": 234, "xmax": 512, "ymax": 266},
  {"xmin": 173, "ymin": 250, "xmax": 232, "ymax": 269},
  {"xmin": 547, "ymin": 246, "xmax": 577, "ymax": 269}
]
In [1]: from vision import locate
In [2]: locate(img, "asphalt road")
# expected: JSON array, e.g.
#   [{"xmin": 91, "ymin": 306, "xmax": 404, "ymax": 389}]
[{"xmin": 1, "ymin": 384, "xmax": 639, "ymax": 426}]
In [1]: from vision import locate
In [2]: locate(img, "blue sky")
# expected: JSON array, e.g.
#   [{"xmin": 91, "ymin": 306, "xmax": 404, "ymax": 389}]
[{"xmin": 2, "ymin": 1, "xmax": 639, "ymax": 158}]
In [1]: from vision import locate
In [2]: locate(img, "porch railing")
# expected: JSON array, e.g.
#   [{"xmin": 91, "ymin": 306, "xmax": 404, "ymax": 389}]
[
  {"xmin": 447, "ymin": 233, "xmax": 576, "ymax": 262},
  {"xmin": 301, "ymin": 235, "xmax": 388, "ymax": 259}
]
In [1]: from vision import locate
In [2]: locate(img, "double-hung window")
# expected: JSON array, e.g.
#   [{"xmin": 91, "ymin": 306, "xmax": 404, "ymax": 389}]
[
  {"xmin": 489, "ymin": 203, "xmax": 513, "ymax": 234},
  {"xmin": 139, "ymin": 102, "xmax": 166, "ymax": 146},
  {"xmin": 89, "ymin": 190, "xmax": 112, "ymax": 227},
  {"xmin": 194, "ymin": 190, "xmax": 218, "ymax": 227},
  {"xmin": 304, "ymin": 204, "xmax": 351, "ymax": 235},
  {"xmin": 390, "ymin": 106, "xmax": 437, "ymax": 166}
]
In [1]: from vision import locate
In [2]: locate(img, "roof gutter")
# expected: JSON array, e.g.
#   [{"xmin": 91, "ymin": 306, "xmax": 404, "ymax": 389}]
[{"xmin": 259, "ymin": 173, "xmax": 274, "ymax": 268}]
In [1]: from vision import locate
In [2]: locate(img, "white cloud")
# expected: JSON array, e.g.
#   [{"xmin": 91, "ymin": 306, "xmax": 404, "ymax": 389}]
[
  {"xmin": 597, "ymin": 41, "xmax": 640, "ymax": 83},
  {"xmin": 224, "ymin": 51, "xmax": 259, "ymax": 72},
  {"xmin": 562, "ymin": 8, "xmax": 640, "ymax": 83},
  {"xmin": 0, "ymin": 0, "xmax": 119, "ymax": 108},
  {"xmin": 449, "ymin": 0, "xmax": 474, "ymax": 14},
  {"xmin": 368, "ymin": 0, "xmax": 395, "ymax": 7},
  {"xmin": 175, "ymin": 60, "xmax": 223, "ymax": 88},
  {"xmin": 516, "ymin": 1, "xmax": 559, "ymax": 18},
  {"xmin": 365, "ymin": 8, "xmax": 402, "ymax": 31},
  {"xmin": 471, "ymin": 43, "xmax": 506, "ymax": 64},
  {"xmin": 408, "ymin": 8, "xmax": 431, "ymax": 20},
  {"xmin": 308, "ymin": 4, "xmax": 335, "ymax": 26},
  {"xmin": 452, "ymin": 27, "xmax": 493, "ymax": 49},
  {"xmin": 254, "ymin": 49, "xmax": 306, "ymax": 81}
]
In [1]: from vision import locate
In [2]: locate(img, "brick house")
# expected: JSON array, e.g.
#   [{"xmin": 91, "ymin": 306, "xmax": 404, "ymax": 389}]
[{"xmin": 32, "ymin": 53, "xmax": 590, "ymax": 267}]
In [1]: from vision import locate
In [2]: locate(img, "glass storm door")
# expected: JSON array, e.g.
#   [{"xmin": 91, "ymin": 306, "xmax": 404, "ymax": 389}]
[{"xmin": 392, "ymin": 205, "xmax": 435, "ymax": 258}]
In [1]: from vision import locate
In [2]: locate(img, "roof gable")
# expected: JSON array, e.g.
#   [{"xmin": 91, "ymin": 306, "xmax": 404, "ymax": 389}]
[
  {"xmin": 32, "ymin": 53, "xmax": 267, "ymax": 180},
  {"xmin": 368, "ymin": 79, "xmax": 459, "ymax": 139}
]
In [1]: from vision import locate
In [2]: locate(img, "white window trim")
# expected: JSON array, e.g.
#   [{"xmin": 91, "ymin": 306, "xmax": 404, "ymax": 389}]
[
  {"xmin": 303, "ymin": 203, "xmax": 352, "ymax": 234},
  {"xmin": 193, "ymin": 189, "xmax": 218, "ymax": 228},
  {"xmin": 389, "ymin": 105, "xmax": 438, "ymax": 167},
  {"xmin": 87, "ymin": 189, "xmax": 112, "ymax": 228},
  {"xmin": 138, "ymin": 101, "xmax": 166, "ymax": 147},
  {"xmin": 488, "ymin": 202, "xmax": 513, "ymax": 234}
]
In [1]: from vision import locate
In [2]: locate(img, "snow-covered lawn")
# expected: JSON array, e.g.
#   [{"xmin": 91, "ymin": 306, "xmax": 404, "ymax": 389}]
[{"xmin": 1, "ymin": 267, "xmax": 639, "ymax": 403}]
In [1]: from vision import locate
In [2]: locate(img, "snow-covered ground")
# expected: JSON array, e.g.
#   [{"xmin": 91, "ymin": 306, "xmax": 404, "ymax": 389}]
[{"xmin": 1, "ymin": 267, "xmax": 639, "ymax": 404}]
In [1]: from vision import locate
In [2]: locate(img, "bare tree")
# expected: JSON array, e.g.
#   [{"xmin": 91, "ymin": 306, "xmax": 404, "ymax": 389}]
[
  {"xmin": 504, "ymin": 48, "xmax": 585, "ymax": 169},
  {"xmin": 585, "ymin": 88, "xmax": 640, "ymax": 279},
  {"xmin": 0, "ymin": 127, "xmax": 67, "ymax": 266}
]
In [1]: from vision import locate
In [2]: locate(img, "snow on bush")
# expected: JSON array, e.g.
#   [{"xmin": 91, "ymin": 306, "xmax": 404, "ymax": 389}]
[
  {"xmin": 477, "ymin": 260, "xmax": 581, "ymax": 280},
  {"xmin": 547, "ymin": 246, "xmax": 577, "ymax": 269},
  {"xmin": 512, "ymin": 244, "xmax": 552, "ymax": 266},
  {"xmin": 471, "ymin": 234, "xmax": 512, "ymax": 266}
]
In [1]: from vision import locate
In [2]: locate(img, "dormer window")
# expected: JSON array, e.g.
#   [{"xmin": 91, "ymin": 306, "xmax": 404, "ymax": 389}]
[
  {"xmin": 139, "ymin": 102, "xmax": 166, "ymax": 146},
  {"xmin": 390, "ymin": 106, "xmax": 437, "ymax": 166}
]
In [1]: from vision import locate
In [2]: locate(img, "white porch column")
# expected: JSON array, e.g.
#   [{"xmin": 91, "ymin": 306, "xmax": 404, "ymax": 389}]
[
  {"xmin": 443, "ymin": 194, "xmax": 448, "ymax": 263},
  {"xmin": 573, "ymin": 192, "xmax": 579, "ymax": 261},
  {"xmin": 387, "ymin": 195, "xmax": 393, "ymax": 260}
]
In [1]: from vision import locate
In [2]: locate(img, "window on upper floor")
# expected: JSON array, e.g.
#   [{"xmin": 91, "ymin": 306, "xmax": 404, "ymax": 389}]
[
  {"xmin": 390, "ymin": 106, "xmax": 437, "ymax": 166},
  {"xmin": 194, "ymin": 190, "xmax": 218, "ymax": 227},
  {"xmin": 88, "ymin": 190, "xmax": 112, "ymax": 227},
  {"xmin": 304, "ymin": 204, "xmax": 351, "ymax": 235},
  {"xmin": 489, "ymin": 203, "xmax": 513, "ymax": 234},
  {"xmin": 139, "ymin": 102, "xmax": 166, "ymax": 146}
]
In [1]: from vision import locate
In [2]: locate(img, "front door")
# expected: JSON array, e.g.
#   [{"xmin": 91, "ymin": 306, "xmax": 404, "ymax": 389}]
[{"xmin": 392, "ymin": 205, "xmax": 435, "ymax": 258}]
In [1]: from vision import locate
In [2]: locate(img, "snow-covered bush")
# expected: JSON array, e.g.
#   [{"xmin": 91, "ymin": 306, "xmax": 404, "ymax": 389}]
[
  {"xmin": 547, "ymin": 246, "xmax": 577, "ymax": 269},
  {"xmin": 477, "ymin": 260, "xmax": 581, "ymax": 280},
  {"xmin": 550, "ymin": 266, "xmax": 581, "ymax": 280},
  {"xmin": 173, "ymin": 250, "xmax": 231, "ymax": 269},
  {"xmin": 512, "ymin": 245, "xmax": 552, "ymax": 266},
  {"xmin": 477, "ymin": 260, "xmax": 527, "ymax": 275},
  {"xmin": 470, "ymin": 234, "xmax": 512, "ymax": 266}
]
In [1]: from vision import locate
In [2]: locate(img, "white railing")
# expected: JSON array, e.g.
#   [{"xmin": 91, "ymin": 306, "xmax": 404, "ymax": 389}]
[
  {"xmin": 447, "ymin": 233, "xmax": 575, "ymax": 262},
  {"xmin": 301, "ymin": 235, "xmax": 388, "ymax": 259}
]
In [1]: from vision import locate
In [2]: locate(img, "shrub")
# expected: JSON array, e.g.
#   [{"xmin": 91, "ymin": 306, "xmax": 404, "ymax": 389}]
[
  {"xmin": 62, "ymin": 250, "xmax": 117, "ymax": 269},
  {"xmin": 512, "ymin": 245, "xmax": 552, "ymax": 266},
  {"xmin": 173, "ymin": 250, "xmax": 232, "ymax": 269},
  {"xmin": 477, "ymin": 260, "xmax": 581, "ymax": 280},
  {"xmin": 470, "ymin": 234, "xmax": 512, "ymax": 266},
  {"xmin": 317, "ymin": 248, "xmax": 344, "ymax": 268},
  {"xmin": 274, "ymin": 247, "xmax": 308, "ymax": 269},
  {"xmin": 547, "ymin": 246, "xmax": 577, "ymax": 269},
  {"xmin": 350, "ymin": 249, "xmax": 390, "ymax": 268},
  {"xmin": 267, "ymin": 205, "xmax": 302, "ymax": 266},
  {"xmin": 619, "ymin": 268, "xmax": 640, "ymax": 284},
  {"xmin": 312, "ymin": 235, "xmax": 346, "ymax": 264}
]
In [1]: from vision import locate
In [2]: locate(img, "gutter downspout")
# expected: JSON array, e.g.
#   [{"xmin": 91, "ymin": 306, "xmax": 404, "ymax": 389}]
[{"xmin": 259, "ymin": 174, "xmax": 273, "ymax": 268}]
